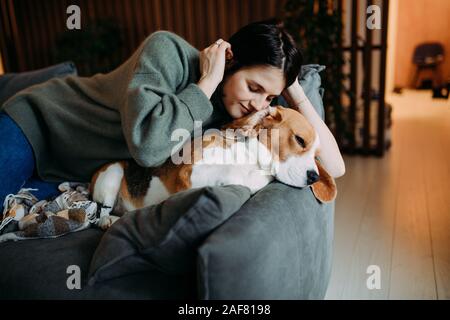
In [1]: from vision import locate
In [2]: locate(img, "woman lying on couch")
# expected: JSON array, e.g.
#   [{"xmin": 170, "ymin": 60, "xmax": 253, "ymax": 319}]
[{"xmin": 0, "ymin": 18, "xmax": 345, "ymax": 214}]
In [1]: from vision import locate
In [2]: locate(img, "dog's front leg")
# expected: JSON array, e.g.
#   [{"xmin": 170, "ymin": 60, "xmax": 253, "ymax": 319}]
[
  {"xmin": 97, "ymin": 205, "xmax": 120, "ymax": 230},
  {"xmin": 91, "ymin": 162, "xmax": 124, "ymax": 230}
]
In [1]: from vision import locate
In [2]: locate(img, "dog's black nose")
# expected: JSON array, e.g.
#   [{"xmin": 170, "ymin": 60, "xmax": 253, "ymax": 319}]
[{"xmin": 306, "ymin": 170, "xmax": 320, "ymax": 185}]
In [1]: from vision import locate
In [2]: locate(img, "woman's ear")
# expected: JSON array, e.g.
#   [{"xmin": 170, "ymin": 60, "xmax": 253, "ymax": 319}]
[
  {"xmin": 310, "ymin": 158, "xmax": 337, "ymax": 203},
  {"xmin": 225, "ymin": 48, "xmax": 237, "ymax": 72},
  {"xmin": 225, "ymin": 59, "xmax": 237, "ymax": 72},
  {"xmin": 225, "ymin": 48, "xmax": 233, "ymax": 61}
]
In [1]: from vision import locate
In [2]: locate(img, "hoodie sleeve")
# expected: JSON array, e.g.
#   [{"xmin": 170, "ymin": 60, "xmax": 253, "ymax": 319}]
[{"xmin": 120, "ymin": 31, "xmax": 214, "ymax": 167}]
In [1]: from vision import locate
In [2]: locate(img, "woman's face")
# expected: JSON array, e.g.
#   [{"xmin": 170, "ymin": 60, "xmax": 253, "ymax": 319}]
[{"xmin": 221, "ymin": 65, "xmax": 286, "ymax": 119}]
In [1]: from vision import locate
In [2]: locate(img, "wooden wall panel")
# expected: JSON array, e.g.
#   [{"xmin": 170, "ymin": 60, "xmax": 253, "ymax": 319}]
[
  {"xmin": 0, "ymin": 0, "xmax": 286, "ymax": 75},
  {"xmin": 1, "ymin": 0, "xmax": 335, "ymax": 131}
]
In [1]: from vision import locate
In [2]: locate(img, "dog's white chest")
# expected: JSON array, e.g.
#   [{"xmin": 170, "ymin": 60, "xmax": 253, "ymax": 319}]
[{"xmin": 190, "ymin": 137, "xmax": 274, "ymax": 194}]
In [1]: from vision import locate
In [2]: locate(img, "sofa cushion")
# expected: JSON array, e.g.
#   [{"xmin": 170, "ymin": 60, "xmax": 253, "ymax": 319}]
[
  {"xmin": 0, "ymin": 228, "xmax": 196, "ymax": 299},
  {"xmin": 197, "ymin": 181, "xmax": 335, "ymax": 299},
  {"xmin": 0, "ymin": 61, "xmax": 77, "ymax": 106},
  {"xmin": 88, "ymin": 185, "xmax": 251, "ymax": 285}
]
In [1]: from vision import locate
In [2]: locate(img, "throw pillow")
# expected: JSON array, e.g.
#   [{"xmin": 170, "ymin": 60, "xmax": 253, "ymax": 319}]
[{"xmin": 88, "ymin": 184, "xmax": 251, "ymax": 285}]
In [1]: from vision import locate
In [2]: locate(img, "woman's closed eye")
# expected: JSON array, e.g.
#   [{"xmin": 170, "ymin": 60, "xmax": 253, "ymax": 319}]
[{"xmin": 248, "ymin": 85, "xmax": 274, "ymax": 102}]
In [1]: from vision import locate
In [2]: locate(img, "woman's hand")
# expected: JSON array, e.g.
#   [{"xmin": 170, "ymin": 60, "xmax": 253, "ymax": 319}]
[{"xmin": 197, "ymin": 39, "xmax": 233, "ymax": 98}]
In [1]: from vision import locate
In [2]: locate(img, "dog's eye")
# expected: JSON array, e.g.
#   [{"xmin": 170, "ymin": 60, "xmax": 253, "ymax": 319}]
[
  {"xmin": 295, "ymin": 136, "xmax": 306, "ymax": 148},
  {"xmin": 248, "ymin": 85, "xmax": 259, "ymax": 92}
]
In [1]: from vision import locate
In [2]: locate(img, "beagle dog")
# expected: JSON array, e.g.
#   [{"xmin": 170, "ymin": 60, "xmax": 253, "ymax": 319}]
[{"xmin": 91, "ymin": 106, "xmax": 337, "ymax": 229}]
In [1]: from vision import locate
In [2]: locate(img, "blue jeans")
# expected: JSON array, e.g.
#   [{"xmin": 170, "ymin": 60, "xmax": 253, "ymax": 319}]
[{"xmin": 0, "ymin": 112, "xmax": 61, "ymax": 212}]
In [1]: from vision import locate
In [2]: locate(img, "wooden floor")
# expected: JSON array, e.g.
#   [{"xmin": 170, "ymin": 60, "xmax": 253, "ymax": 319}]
[{"xmin": 325, "ymin": 90, "xmax": 450, "ymax": 300}]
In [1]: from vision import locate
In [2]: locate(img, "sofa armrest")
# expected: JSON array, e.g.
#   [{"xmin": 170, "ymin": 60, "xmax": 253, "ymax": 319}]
[{"xmin": 196, "ymin": 181, "xmax": 334, "ymax": 299}]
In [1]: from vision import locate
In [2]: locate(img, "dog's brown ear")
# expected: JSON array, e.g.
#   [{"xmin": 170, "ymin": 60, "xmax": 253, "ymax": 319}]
[{"xmin": 310, "ymin": 158, "xmax": 337, "ymax": 203}]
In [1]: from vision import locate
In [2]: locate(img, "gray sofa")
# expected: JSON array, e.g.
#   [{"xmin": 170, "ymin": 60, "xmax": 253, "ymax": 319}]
[
  {"xmin": 0, "ymin": 64, "xmax": 334, "ymax": 299},
  {"xmin": 0, "ymin": 182, "xmax": 334, "ymax": 299}
]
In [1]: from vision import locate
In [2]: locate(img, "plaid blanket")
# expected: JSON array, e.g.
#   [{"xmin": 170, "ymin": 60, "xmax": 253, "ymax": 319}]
[{"xmin": 0, "ymin": 183, "xmax": 99, "ymax": 242}]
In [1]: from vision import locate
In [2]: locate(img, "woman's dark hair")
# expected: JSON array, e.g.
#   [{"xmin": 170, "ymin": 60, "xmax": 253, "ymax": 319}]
[{"xmin": 226, "ymin": 18, "xmax": 303, "ymax": 88}]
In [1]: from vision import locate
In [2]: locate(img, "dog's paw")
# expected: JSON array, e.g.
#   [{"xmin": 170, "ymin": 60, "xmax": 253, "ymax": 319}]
[{"xmin": 98, "ymin": 215, "xmax": 120, "ymax": 230}]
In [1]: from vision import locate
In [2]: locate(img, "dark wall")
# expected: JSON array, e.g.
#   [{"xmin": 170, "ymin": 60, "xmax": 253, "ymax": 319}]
[{"xmin": 0, "ymin": 0, "xmax": 286, "ymax": 75}]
